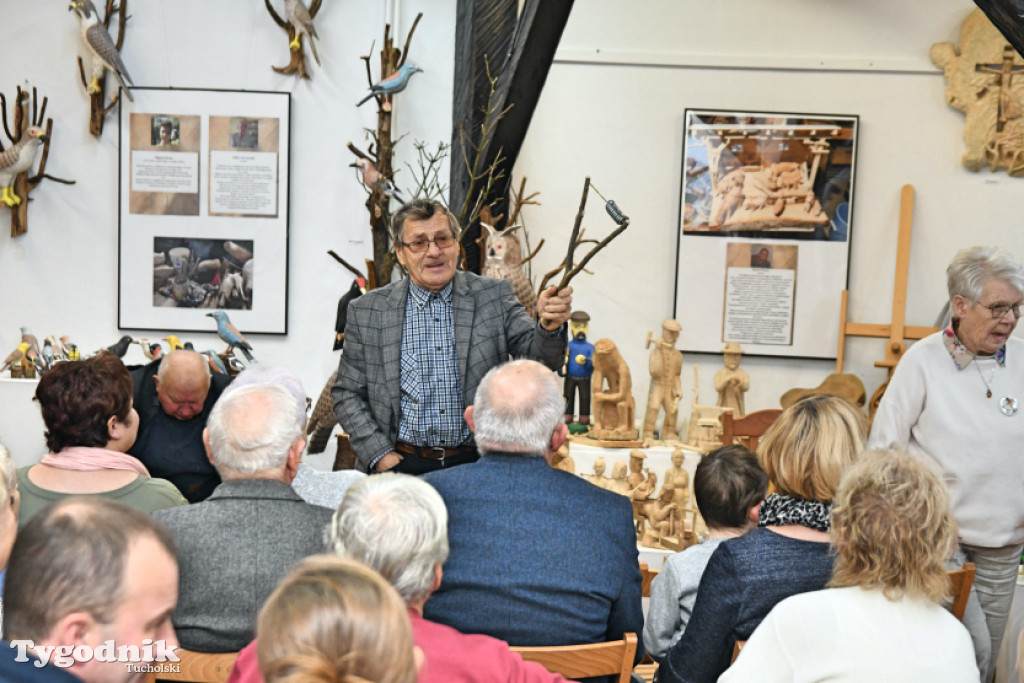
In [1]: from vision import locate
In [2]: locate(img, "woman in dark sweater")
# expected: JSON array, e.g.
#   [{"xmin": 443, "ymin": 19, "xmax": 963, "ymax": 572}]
[{"xmin": 660, "ymin": 394, "xmax": 867, "ymax": 683}]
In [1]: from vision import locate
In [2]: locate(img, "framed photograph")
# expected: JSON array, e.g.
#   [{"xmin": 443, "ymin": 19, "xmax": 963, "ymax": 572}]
[
  {"xmin": 674, "ymin": 109, "xmax": 858, "ymax": 359},
  {"xmin": 118, "ymin": 87, "xmax": 290, "ymax": 333}
]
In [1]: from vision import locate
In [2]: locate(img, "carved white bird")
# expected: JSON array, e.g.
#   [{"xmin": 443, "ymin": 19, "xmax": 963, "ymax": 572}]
[
  {"xmin": 69, "ymin": 0, "xmax": 135, "ymax": 102},
  {"xmin": 285, "ymin": 0, "xmax": 320, "ymax": 66},
  {"xmin": 0, "ymin": 126, "xmax": 46, "ymax": 207}
]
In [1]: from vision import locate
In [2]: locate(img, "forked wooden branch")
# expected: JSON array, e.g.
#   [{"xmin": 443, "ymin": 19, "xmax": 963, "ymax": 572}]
[
  {"xmin": 266, "ymin": 0, "xmax": 322, "ymax": 79},
  {"xmin": 327, "ymin": 250, "xmax": 365, "ymax": 279}
]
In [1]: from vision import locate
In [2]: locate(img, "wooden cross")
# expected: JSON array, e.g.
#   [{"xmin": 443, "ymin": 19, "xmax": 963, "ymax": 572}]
[
  {"xmin": 975, "ymin": 45, "xmax": 1024, "ymax": 131},
  {"xmin": 835, "ymin": 184, "xmax": 938, "ymax": 376}
]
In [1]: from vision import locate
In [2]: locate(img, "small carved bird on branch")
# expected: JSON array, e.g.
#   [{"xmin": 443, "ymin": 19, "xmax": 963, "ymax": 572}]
[
  {"xmin": 0, "ymin": 127, "xmax": 47, "ymax": 207},
  {"xmin": 357, "ymin": 62, "xmax": 423, "ymax": 107},
  {"xmin": 349, "ymin": 158, "xmax": 403, "ymax": 199},
  {"xmin": 69, "ymin": 0, "xmax": 135, "ymax": 102},
  {"xmin": 285, "ymin": 0, "xmax": 320, "ymax": 66}
]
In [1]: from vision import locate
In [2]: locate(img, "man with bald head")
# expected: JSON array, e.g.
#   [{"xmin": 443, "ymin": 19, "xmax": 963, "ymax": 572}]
[
  {"xmin": 153, "ymin": 382, "xmax": 332, "ymax": 652},
  {"xmin": 422, "ymin": 360, "xmax": 644, "ymax": 665},
  {"xmin": 130, "ymin": 350, "xmax": 231, "ymax": 502}
]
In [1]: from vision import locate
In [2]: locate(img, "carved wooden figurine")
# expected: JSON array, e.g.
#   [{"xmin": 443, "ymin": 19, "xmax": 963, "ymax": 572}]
[
  {"xmin": 641, "ymin": 483, "xmax": 681, "ymax": 548},
  {"xmin": 590, "ymin": 338, "xmax": 638, "ymax": 440},
  {"xmin": 562, "ymin": 311, "xmax": 594, "ymax": 428},
  {"xmin": 607, "ymin": 461, "xmax": 630, "ymax": 496},
  {"xmin": 715, "ymin": 342, "xmax": 749, "ymax": 417},
  {"xmin": 481, "ymin": 223, "xmax": 537, "ymax": 317},
  {"xmin": 932, "ymin": 9, "xmax": 1024, "ymax": 176},
  {"xmin": 642, "ymin": 319, "xmax": 683, "ymax": 442},
  {"xmin": 584, "ymin": 456, "xmax": 610, "ymax": 489},
  {"xmin": 627, "ymin": 450, "xmax": 648, "ymax": 489},
  {"xmin": 549, "ymin": 442, "xmax": 574, "ymax": 474},
  {"xmin": 665, "ymin": 448, "xmax": 691, "ymax": 509}
]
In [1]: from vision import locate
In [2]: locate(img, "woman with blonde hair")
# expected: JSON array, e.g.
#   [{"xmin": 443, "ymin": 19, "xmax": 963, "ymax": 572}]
[
  {"xmin": 661, "ymin": 394, "xmax": 867, "ymax": 683},
  {"xmin": 721, "ymin": 450, "xmax": 977, "ymax": 680},
  {"xmin": 257, "ymin": 555, "xmax": 419, "ymax": 683}
]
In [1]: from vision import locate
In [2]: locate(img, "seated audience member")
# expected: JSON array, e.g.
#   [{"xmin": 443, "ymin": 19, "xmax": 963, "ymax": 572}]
[
  {"xmin": 225, "ymin": 365, "xmax": 366, "ymax": 509},
  {"xmin": 721, "ymin": 450, "xmax": 978, "ymax": 681},
  {"xmin": 644, "ymin": 444, "xmax": 768, "ymax": 661},
  {"xmin": 1, "ymin": 498, "xmax": 179, "ymax": 683},
  {"xmin": 661, "ymin": 394, "xmax": 867, "ymax": 683},
  {"xmin": 130, "ymin": 350, "xmax": 231, "ymax": 502},
  {"xmin": 18, "ymin": 354, "xmax": 185, "ymax": 527},
  {"xmin": 256, "ymin": 556, "xmax": 419, "ymax": 683},
  {"xmin": 421, "ymin": 360, "xmax": 644, "ymax": 663},
  {"xmin": 0, "ymin": 444, "xmax": 19, "ymax": 631},
  {"xmin": 153, "ymin": 382, "xmax": 332, "ymax": 652},
  {"xmin": 228, "ymin": 473, "xmax": 566, "ymax": 683}
]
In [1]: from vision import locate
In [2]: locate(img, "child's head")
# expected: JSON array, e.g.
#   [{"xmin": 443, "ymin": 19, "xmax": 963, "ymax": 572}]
[{"xmin": 694, "ymin": 444, "xmax": 768, "ymax": 531}]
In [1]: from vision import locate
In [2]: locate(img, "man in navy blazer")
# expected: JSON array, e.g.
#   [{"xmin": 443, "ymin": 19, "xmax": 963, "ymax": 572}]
[
  {"xmin": 423, "ymin": 360, "xmax": 644, "ymax": 665},
  {"xmin": 332, "ymin": 198, "xmax": 572, "ymax": 474}
]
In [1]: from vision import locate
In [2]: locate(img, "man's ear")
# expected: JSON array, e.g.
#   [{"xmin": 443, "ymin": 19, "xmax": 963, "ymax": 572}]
[
  {"xmin": 50, "ymin": 611, "xmax": 100, "ymax": 650},
  {"xmin": 463, "ymin": 405, "xmax": 475, "ymax": 433},
  {"xmin": 284, "ymin": 439, "xmax": 305, "ymax": 481},
  {"xmin": 549, "ymin": 423, "xmax": 568, "ymax": 455},
  {"xmin": 203, "ymin": 428, "xmax": 214, "ymax": 466},
  {"xmin": 432, "ymin": 563, "xmax": 443, "ymax": 592}
]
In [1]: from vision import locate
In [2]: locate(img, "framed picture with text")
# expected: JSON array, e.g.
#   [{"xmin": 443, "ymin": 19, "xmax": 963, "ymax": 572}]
[
  {"xmin": 674, "ymin": 109, "xmax": 858, "ymax": 359},
  {"xmin": 118, "ymin": 87, "xmax": 290, "ymax": 333}
]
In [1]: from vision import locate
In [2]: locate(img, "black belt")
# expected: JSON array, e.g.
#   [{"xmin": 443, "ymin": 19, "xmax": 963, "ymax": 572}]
[{"xmin": 394, "ymin": 442, "xmax": 478, "ymax": 461}]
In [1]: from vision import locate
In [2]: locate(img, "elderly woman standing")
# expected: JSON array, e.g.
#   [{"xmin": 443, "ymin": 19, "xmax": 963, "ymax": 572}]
[{"xmin": 870, "ymin": 245, "xmax": 1024, "ymax": 682}]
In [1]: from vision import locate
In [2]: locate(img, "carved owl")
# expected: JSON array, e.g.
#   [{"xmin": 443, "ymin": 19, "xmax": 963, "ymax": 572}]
[{"xmin": 481, "ymin": 224, "xmax": 537, "ymax": 318}]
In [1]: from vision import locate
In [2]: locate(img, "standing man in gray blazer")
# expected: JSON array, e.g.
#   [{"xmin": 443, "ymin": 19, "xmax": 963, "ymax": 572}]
[
  {"xmin": 332, "ymin": 198, "xmax": 573, "ymax": 474},
  {"xmin": 153, "ymin": 382, "xmax": 332, "ymax": 652}
]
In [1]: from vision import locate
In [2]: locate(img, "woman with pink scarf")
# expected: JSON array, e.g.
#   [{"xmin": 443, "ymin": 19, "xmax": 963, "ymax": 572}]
[{"xmin": 17, "ymin": 353, "xmax": 186, "ymax": 527}]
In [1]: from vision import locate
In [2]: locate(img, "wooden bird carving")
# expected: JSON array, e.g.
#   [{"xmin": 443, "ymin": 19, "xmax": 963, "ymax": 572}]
[
  {"xmin": 481, "ymin": 223, "xmax": 537, "ymax": 318},
  {"xmin": 69, "ymin": 0, "xmax": 134, "ymax": 101},
  {"xmin": 0, "ymin": 127, "xmax": 47, "ymax": 207},
  {"xmin": 285, "ymin": 0, "xmax": 320, "ymax": 66}
]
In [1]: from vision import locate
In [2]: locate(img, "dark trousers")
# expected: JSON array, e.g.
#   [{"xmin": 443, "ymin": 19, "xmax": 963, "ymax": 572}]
[
  {"xmin": 564, "ymin": 375, "xmax": 591, "ymax": 417},
  {"xmin": 391, "ymin": 450, "xmax": 479, "ymax": 475}
]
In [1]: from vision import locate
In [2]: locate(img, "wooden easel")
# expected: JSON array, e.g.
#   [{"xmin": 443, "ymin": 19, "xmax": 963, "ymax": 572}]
[{"xmin": 835, "ymin": 185, "xmax": 939, "ymax": 412}]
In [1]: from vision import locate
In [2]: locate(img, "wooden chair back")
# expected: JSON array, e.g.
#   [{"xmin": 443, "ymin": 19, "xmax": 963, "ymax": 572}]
[
  {"xmin": 512, "ymin": 632, "xmax": 638, "ymax": 683},
  {"xmin": 948, "ymin": 562, "xmax": 976, "ymax": 622},
  {"xmin": 639, "ymin": 562, "xmax": 659, "ymax": 598},
  {"xmin": 146, "ymin": 649, "xmax": 239, "ymax": 683},
  {"xmin": 730, "ymin": 639, "xmax": 746, "ymax": 663},
  {"xmin": 720, "ymin": 409, "xmax": 782, "ymax": 452}
]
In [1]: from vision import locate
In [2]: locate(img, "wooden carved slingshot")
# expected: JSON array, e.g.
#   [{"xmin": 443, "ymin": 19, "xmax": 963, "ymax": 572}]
[
  {"xmin": 76, "ymin": 0, "xmax": 128, "ymax": 136},
  {"xmin": 537, "ymin": 176, "xmax": 631, "ymax": 302},
  {"xmin": 265, "ymin": 0, "xmax": 322, "ymax": 80},
  {"xmin": 0, "ymin": 86, "xmax": 75, "ymax": 237}
]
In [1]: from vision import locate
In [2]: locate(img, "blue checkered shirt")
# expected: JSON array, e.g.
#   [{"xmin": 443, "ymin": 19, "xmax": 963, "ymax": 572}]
[{"xmin": 394, "ymin": 280, "xmax": 471, "ymax": 452}]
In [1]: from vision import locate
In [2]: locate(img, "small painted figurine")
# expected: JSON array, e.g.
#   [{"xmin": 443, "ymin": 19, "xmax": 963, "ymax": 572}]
[
  {"xmin": 715, "ymin": 342, "xmax": 749, "ymax": 416},
  {"xmin": 562, "ymin": 310, "xmax": 594, "ymax": 426}
]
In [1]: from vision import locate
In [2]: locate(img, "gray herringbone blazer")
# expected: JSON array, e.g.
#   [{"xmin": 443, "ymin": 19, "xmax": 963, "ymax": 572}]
[
  {"xmin": 152, "ymin": 479, "xmax": 333, "ymax": 652},
  {"xmin": 332, "ymin": 271, "xmax": 565, "ymax": 471}
]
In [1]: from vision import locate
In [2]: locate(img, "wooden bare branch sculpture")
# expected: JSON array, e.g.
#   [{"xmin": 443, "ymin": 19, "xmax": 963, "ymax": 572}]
[
  {"xmin": 74, "ymin": 0, "xmax": 128, "ymax": 136},
  {"xmin": 537, "ymin": 176, "xmax": 630, "ymax": 294},
  {"xmin": 346, "ymin": 13, "xmax": 423, "ymax": 288},
  {"xmin": 0, "ymin": 86, "xmax": 75, "ymax": 237},
  {"xmin": 265, "ymin": 0, "xmax": 323, "ymax": 80}
]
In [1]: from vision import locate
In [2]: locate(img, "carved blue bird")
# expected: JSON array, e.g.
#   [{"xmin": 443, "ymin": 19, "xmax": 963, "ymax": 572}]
[
  {"xmin": 357, "ymin": 62, "xmax": 423, "ymax": 107},
  {"xmin": 206, "ymin": 311, "xmax": 255, "ymax": 362},
  {"xmin": 201, "ymin": 349, "xmax": 229, "ymax": 375}
]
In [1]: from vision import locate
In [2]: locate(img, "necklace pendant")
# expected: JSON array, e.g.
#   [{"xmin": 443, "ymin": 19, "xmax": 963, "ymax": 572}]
[{"xmin": 987, "ymin": 389, "xmax": 993, "ymax": 398}]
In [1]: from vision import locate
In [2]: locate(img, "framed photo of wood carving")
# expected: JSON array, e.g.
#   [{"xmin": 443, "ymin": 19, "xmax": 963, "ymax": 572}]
[
  {"xmin": 674, "ymin": 109, "xmax": 858, "ymax": 359},
  {"xmin": 118, "ymin": 87, "xmax": 290, "ymax": 333}
]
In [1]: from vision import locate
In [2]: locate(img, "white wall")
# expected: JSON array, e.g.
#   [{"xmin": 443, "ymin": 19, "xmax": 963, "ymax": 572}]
[
  {"xmin": 514, "ymin": 0, "xmax": 1022, "ymax": 428},
  {"xmin": 0, "ymin": 0, "xmax": 454, "ymax": 466},
  {"xmin": 1, "ymin": 0, "xmax": 1017, "ymax": 464}
]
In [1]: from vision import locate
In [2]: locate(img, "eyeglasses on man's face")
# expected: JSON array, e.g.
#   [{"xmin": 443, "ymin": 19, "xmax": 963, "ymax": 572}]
[
  {"xmin": 978, "ymin": 301, "xmax": 1023, "ymax": 319},
  {"xmin": 399, "ymin": 233, "xmax": 456, "ymax": 253}
]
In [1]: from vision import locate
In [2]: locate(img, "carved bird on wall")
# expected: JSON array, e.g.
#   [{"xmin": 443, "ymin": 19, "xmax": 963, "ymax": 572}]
[
  {"xmin": 357, "ymin": 62, "xmax": 423, "ymax": 107},
  {"xmin": 69, "ymin": 0, "xmax": 135, "ymax": 102},
  {"xmin": 349, "ymin": 158, "xmax": 403, "ymax": 199},
  {"xmin": 285, "ymin": 0, "xmax": 320, "ymax": 66},
  {"xmin": 0, "ymin": 127, "xmax": 46, "ymax": 207},
  {"xmin": 334, "ymin": 277, "xmax": 366, "ymax": 350}
]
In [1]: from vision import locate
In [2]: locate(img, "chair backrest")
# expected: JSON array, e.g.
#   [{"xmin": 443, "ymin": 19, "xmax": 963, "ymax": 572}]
[
  {"xmin": 720, "ymin": 409, "xmax": 782, "ymax": 452},
  {"xmin": 148, "ymin": 649, "xmax": 239, "ymax": 683},
  {"xmin": 730, "ymin": 639, "xmax": 746, "ymax": 663},
  {"xmin": 639, "ymin": 562, "xmax": 659, "ymax": 598},
  {"xmin": 948, "ymin": 562, "xmax": 976, "ymax": 622},
  {"xmin": 512, "ymin": 633, "xmax": 638, "ymax": 683}
]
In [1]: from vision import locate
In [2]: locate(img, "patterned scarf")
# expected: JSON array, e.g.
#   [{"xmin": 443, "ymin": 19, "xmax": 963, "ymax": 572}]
[{"xmin": 758, "ymin": 493, "xmax": 831, "ymax": 532}]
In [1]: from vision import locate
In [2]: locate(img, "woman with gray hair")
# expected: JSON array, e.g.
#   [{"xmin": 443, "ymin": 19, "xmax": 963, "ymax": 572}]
[{"xmin": 870, "ymin": 244, "xmax": 1024, "ymax": 681}]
